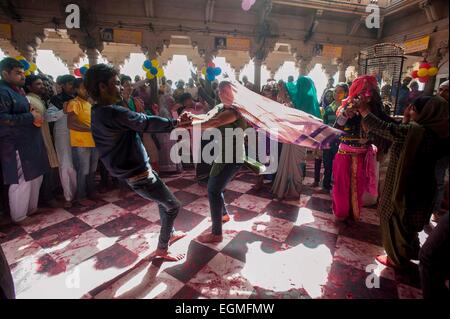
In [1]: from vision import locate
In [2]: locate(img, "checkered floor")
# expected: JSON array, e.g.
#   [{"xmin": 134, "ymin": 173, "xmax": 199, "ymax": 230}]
[{"xmin": 0, "ymin": 163, "xmax": 429, "ymax": 299}]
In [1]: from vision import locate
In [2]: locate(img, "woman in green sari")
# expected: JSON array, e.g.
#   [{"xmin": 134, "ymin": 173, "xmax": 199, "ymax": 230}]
[
  {"xmin": 357, "ymin": 95, "xmax": 449, "ymax": 268},
  {"xmin": 293, "ymin": 76, "xmax": 322, "ymax": 118}
]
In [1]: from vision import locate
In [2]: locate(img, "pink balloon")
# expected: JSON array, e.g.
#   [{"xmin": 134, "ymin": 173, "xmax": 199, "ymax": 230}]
[{"xmin": 242, "ymin": 0, "xmax": 256, "ymax": 11}]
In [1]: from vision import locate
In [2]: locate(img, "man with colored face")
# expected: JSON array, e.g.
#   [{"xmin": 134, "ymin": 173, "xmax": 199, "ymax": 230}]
[
  {"xmin": 0, "ymin": 57, "xmax": 49, "ymax": 223},
  {"xmin": 85, "ymin": 64, "xmax": 193, "ymax": 261}
]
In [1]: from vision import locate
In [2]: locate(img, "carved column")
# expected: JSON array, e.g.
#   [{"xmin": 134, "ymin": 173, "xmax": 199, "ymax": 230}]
[
  {"xmin": 337, "ymin": 59, "xmax": 350, "ymax": 83},
  {"xmin": 254, "ymin": 58, "xmax": 263, "ymax": 92},
  {"xmin": 68, "ymin": 29, "xmax": 104, "ymax": 66},
  {"xmin": 0, "ymin": 39, "xmax": 20, "ymax": 58},
  {"xmin": 9, "ymin": 22, "xmax": 47, "ymax": 62},
  {"xmin": 419, "ymin": 0, "xmax": 439, "ymax": 23},
  {"xmin": 297, "ymin": 56, "xmax": 313, "ymax": 76},
  {"xmin": 322, "ymin": 63, "xmax": 339, "ymax": 80}
]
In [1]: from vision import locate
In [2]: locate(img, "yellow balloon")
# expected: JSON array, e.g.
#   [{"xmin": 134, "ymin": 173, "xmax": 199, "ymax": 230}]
[
  {"xmin": 201, "ymin": 67, "xmax": 207, "ymax": 75},
  {"xmin": 151, "ymin": 59, "xmax": 159, "ymax": 67},
  {"xmin": 156, "ymin": 68, "xmax": 164, "ymax": 78},
  {"xmin": 417, "ymin": 68, "xmax": 429, "ymax": 78},
  {"xmin": 29, "ymin": 63, "xmax": 37, "ymax": 72},
  {"xmin": 15, "ymin": 56, "xmax": 26, "ymax": 61},
  {"xmin": 146, "ymin": 71, "xmax": 155, "ymax": 80},
  {"xmin": 83, "ymin": 64, "xmax": 90, "ymax": 69},
  {"xmin": 24, "ymin": 70, "xmax": 31, "ymax": 77},
  {"xmin": 427, "ymin": 67, "xmax": 438, "ymax": 77}
]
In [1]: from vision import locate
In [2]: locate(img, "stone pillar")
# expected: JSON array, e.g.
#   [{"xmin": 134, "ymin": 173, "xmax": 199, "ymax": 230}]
[
  {"xmin": 9, "ymin": 22, "xmax": 47, "ymax": 63},
  {"xmin": 338, "ymin": 61, "xmax": 349, "ymax": 83},
  {"xmin": 322, "ymin": 64, "xmax": 339, "ymax": 81},
  {"xmin": 254, "ymin": 58, "xmax": 263, "ymax": 92},
  {"xmin": 235, "ymin": 69, "xmax": 241, "ymax": 81},
  {"xmin": 297, "ymin": 57, "xmax": 312, "ymax": 76},
  {"xmin": 67, "ymin": 64, "xmax": 75, "ymax": 75},
  {"xmin": 86, "ymin": 48, "xmax": 99, "ymax": 66}
]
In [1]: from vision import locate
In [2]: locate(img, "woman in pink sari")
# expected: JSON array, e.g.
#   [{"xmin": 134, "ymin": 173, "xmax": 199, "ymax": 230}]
[{"xmin": 332, "ymin": 76, "xmax": 393, "ymax": 221}]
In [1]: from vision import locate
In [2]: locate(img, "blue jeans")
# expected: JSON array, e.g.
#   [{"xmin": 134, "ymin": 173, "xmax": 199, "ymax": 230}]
[
  {"xmin": 434, "ymin": 156, "xmax": 449, "ymax": 212},
  {"xmin": 208, "ymin": 163, "xmax": 242, "ymax": 235},
  {"xmin": 72, "ymin": 147, "xmax": 99, "ymax": 200},
  {"xmin": 322, "ymin": 139, "xmax": 339, "ymax": 190},
  {"xmin": 127, "ymin": 172, "xmax": 181, "ymax": 250}
]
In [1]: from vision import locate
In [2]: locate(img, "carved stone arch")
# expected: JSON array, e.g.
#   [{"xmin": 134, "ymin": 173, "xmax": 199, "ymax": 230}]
[{"xmin": 9, "ymin": 22, "xmax": 48, "ymax": 61}]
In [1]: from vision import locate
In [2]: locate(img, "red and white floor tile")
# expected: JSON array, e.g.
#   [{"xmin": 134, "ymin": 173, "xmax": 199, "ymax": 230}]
[{"xmin": 0, "ymin": 164, "xmax": 426, "ymax": 299}]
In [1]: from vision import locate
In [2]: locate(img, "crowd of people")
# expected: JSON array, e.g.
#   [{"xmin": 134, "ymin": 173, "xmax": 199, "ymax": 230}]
[{"xmin": 0, "ymin": 55, "xmax": 448, "ymax": 299}]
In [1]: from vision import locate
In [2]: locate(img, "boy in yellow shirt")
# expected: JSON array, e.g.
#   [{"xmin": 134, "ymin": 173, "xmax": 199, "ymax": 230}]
[{"xmin": 66, "ymin": 78, "xmax": 99, "ymax": 202}]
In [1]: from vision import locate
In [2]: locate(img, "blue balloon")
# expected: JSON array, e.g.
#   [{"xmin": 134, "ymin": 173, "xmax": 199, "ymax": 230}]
[
  {"xmin": 80, "ymin": 67, "xmax": 88, "ymax": 75},
  {"xmin": 206, "ymin": 67, "xmax": 215, "ymax": 75},
  {"xmin": 150, "ymin": 66, "xmax": 158, "ymax": 75},
  {"xmin": 206, "ymin": 73, "xmax": 215, "ymax": 82},
  {"xmin": 214, "ymin": 67, "xmax": 222, "ymax": 76},
  {"xmin": 143, "ymin": 60, "xmax": 152, "ymax": 70},
  {"xmin": 20, "ymin": 59, "xmax": 30, "ymax": 71}
]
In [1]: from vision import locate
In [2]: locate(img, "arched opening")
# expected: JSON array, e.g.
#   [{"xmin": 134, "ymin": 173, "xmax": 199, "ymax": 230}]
[
  {"xmin": 120, "ymin": 53, "xmax": 147, "ymax": 80},
  {"xmin": 36, "ymin": 50, "xmax": 70, "ymax": 79},
  {"xmin": 212, "ymin": 56, "xmax": 235, "ymax": 81},
  {"xmin": 308, "ymin": 63, "xmax": 338, "ymax": 101},
  {"xmin": 163, "ymin": 54, "xmax": 196, "ymax": 88},
  {"xmin": 240, "ymin": 60, "xmax": 270, "ymax": 89},
  {"xmin": 274, "ymin": 61, "xmax": 299, "ymax": 82}
]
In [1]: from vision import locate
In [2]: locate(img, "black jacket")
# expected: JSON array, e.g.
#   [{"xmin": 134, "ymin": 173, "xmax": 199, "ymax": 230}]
[
  {"xmin": 0, "ymin": 81, "xmax": 50, "ymax": 185},
  {"xmin": 91, "ymin": 104, "xmax": 177, "ymax": 179}
]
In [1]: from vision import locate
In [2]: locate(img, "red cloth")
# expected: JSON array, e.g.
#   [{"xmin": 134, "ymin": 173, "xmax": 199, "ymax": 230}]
[
  {"xmin": 337, "ymin": 75, "xmax": 379, "ymax": 115},
  {"xmin": 228, "ymin": 80, "xmax": 341, "ymax": 150}
]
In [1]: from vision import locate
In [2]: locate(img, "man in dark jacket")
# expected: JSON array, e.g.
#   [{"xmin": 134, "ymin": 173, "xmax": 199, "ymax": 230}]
[
  {"xmin": 85, "ymin": 64, "xmax": 192, "ymax": 262},
  {"xmin": 0, "ymin": 57, "xmax": 49, "ymax": 223}
]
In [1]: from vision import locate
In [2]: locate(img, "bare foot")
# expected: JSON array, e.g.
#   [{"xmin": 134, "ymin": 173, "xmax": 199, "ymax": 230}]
[
  {"xmin": 169, "ymin": 231, "xmax": 187, "ymax": 246},
  {"xmin": 196, "ymin": 233, "xmax": 223, "ymax": 244},
  {"xmin": 207, "ymin": 215, "xmax": 232, "ymax": 224},
  {"xmin": 222, "ymin": 214, "xmax": 231, "ymax": 224},
  {"xmin": 153, "ymin": 248, "xmax": 185, "ymax": 262}
]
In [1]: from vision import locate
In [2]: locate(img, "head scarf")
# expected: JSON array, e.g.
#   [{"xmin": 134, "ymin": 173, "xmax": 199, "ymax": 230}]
[
  {"xmin": 338, "ymin": 75, "xmax": 379, "ymax": 115},
  {"xmin": 285, "ymin": 79, "xmax": 299, "ymax": 107},
  {"xmin": 414, "ymin": 96, "xmax": 449, "ymax": 139},
  {"xmin": 292, "ymin": 76, "xmax": 321, "ymax": 118},
  {"xmin": 321, "ymin": 88, "xmax": 335, "ymax": 108},
  {"xmin": 391, "ymin": 96, "xmax": 448, "ymax": 216}
]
